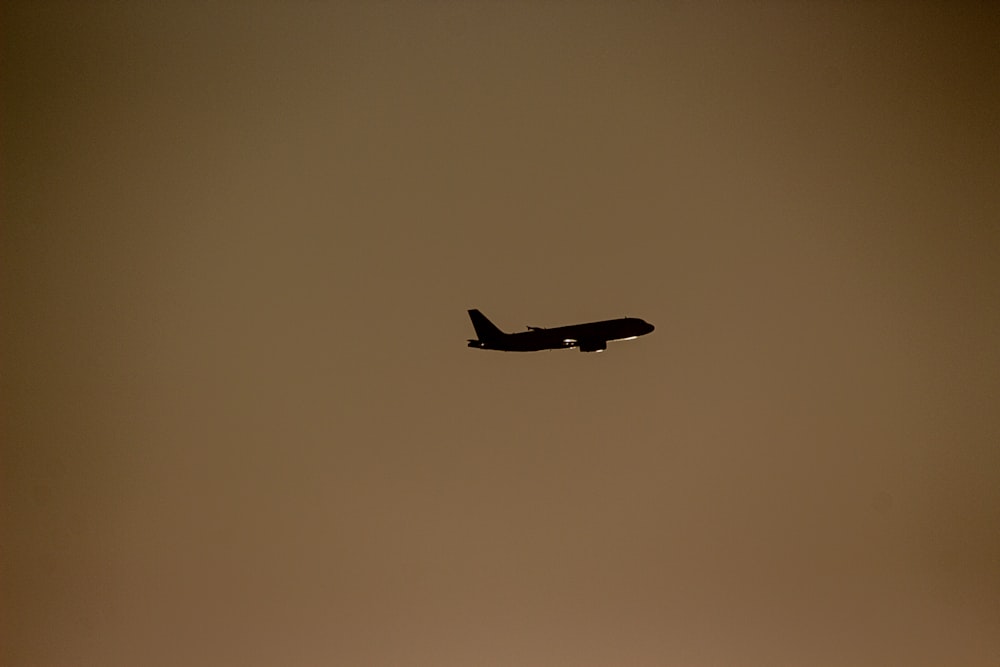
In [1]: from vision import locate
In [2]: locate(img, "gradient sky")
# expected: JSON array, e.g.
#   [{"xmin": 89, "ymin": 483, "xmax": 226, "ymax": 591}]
[{"xmin": 3, "ymin": 3, "xmax": 999, "ymax": 666}]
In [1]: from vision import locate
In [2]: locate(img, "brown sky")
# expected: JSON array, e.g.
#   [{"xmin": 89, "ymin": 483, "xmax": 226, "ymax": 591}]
[{"xmin": 3, "ymin": 3, "xmax": 999, "ymax": 666}]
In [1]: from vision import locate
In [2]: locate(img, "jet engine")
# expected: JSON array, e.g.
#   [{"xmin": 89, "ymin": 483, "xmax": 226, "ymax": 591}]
[{"xmin": 579, "ymin": 340, "xmax": 607, "ymax": 353}]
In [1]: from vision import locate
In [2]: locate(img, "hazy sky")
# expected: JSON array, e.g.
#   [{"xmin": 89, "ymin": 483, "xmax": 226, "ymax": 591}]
[{"xmin": 3, "ymin": 3, "xmax": 999, "ymax": 666}]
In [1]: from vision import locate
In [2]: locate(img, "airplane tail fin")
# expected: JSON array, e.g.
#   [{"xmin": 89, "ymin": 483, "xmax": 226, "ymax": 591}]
[{"xmin": 468, "ymin": 309, "xmax": 505, "ymax": 341}]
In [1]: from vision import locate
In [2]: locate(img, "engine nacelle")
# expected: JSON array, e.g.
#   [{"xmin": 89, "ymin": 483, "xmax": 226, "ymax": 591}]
[{"xmin": 579, "ymin": 340, "xmax": 607, "ymax": 353}]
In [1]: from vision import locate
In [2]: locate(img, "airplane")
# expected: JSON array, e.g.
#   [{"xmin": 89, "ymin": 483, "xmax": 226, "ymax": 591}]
[{"xmin": 467, "ymin": 309, "xmax": 654, "ymax": 353}]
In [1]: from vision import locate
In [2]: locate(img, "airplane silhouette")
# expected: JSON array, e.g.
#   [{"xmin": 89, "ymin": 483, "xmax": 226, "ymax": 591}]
[{"xmin": 467, "ymin": 309, "xmax": 654, "ymax": 353}]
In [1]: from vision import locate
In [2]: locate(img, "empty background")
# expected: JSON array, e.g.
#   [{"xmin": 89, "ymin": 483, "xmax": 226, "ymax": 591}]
[{"xmin": 3, "ymin": 3, "xmax": 998, "ymax": 666}]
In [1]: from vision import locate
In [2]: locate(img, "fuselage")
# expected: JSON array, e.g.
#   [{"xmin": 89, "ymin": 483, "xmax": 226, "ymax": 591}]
[{"xmin": 468, "ymin": 314, "xmax": 654, "ymax": 352}]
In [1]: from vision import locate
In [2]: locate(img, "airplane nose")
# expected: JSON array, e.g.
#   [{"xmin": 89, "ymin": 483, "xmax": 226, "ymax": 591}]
[{"xmin": 645, "ymin": 321, "xmax": 655, "ymax": 333}]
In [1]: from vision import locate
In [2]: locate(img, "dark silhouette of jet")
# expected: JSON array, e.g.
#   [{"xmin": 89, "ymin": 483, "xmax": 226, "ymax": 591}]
[{"xmin": 467, "ymin": 309, "xmax": 654, "ymax": 353}]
